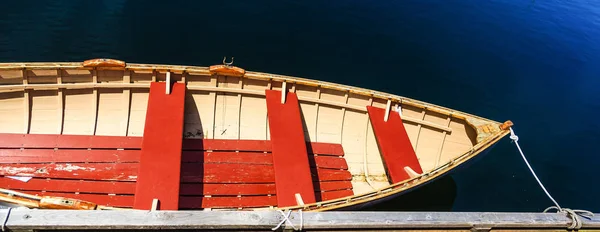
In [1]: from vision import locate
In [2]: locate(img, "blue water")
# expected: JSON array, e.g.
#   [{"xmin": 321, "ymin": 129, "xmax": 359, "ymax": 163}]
[{"xmin": 1, "ymin": 1, "xmax": 599, "ymax": 212}]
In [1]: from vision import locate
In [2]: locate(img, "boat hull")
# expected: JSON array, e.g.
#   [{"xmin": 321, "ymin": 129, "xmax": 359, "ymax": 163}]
[{"xmin": 0, "ymin": 60, "xmax": 511, "ymax": 211}]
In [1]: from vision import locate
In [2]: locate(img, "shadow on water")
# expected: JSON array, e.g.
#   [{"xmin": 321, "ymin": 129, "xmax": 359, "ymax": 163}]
[{"xmin": 363, "ymin": 175, "xmax": 458, "ymax": 211}]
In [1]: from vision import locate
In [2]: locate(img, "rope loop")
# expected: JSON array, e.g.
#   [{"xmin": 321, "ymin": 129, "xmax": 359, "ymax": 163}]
[
  {"xmin": 272, "ymin": 209, "xmax": 303, "ymax": 231},
  {"xmin": 509, "ymin": 127, "xmax": 519, "ymax": 142},
  {"xmin": 544, "ymin": 206, "xmax": 594, "ymax": 230}
]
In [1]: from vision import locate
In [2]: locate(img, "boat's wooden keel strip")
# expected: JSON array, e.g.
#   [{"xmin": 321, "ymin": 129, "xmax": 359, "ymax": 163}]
[
  {"xmin": 367, "ymin": 106, "xmax": 423, "ymax": 183},
  {"xmin": 133, "ymin": 82, "xmax": 186, "ymax": 210},
  {"xmin": 265, "ymin": 90, "xmax": 316, "ymax": 207}
]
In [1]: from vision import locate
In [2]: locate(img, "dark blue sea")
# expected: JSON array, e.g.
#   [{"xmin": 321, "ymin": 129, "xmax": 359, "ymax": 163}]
[{"xmin": 0, "ymin": 0, "xmax": 598, "ymax": 212}]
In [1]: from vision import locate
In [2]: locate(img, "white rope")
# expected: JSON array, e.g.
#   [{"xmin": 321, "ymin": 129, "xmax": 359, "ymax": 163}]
[
  {"xmin": 395, "ymin": 105, "xmax": 402, "ymax": 116},
  {"xmin": 510, "ymin": 128, "xmax": 593, "ymax": 230},
  {"xmin": 1, "ymin": 207, "xmax": 11, "ymax": 232},
  {"xmin": 271, "ymin": 209, "xmax": 303, "ymax": 231},
  {"xmin": 509, "ymin": 128, "xmax": 561, "ymax": 209}
]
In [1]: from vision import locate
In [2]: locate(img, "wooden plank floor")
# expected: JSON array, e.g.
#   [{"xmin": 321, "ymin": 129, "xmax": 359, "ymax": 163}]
[{"xmin": 0, "ymin": 133, "xmax": 353, "ymax": 209}]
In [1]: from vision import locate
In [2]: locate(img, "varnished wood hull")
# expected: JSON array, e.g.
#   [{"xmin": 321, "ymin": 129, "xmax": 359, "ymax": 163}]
[{"xmin": 0, "ymin": 60, "xmax": 510, "ymax": 211}]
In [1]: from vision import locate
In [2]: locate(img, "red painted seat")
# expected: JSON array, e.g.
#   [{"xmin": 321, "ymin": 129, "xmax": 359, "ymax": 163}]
[
  {"xmin": 265, "ymin": 90, "xmax": 316, "ymax": 207},
  {"xmin": 366, "ymin": 106, "xmax": 423, "ymax": 183},
  {"xmin": 133, "ymin": 82, "xmax": 186, "ymax": 210}
]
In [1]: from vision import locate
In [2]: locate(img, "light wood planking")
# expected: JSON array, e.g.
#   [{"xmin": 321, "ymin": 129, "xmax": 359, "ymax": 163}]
[
  {"xmin": 29, "ymin": 90, "xmax": 59, "ymax": 134},
  {"xmin": 210, "ymin": 76, "xmax": 218, "ymax": 139},
  {"xmin": 121, "ymin": 71, "xmax": 131, "ymax": 136},
  {"xmin": 237, "ymin": 78, "xmax": 243, "ymax": 139},
  {"xmin": 239, "ymin": 96, "xmax": 268, "ymax": 140},
  {"xmin": 91, "ymin": 70, "xmax": 98, "ymax": 135},
  {"xmin": 95, "ymin": 89, "xmax": 125, "ymax": 136},
  {"xmin": 413, "ymin": 110, "xmax": 427, "ymax": 152},
  {"xmin": 127, "ymin": 89, "xmax": 149, "ymax": 136},
  {"xmin": 340, "ymin": 92, "xmax": 349, "ymax": 143},
  {"xmin": 314, "ymin": 87, "xmax": 321, "ymax": 141},
  {"xmin": 214, "ymin": 76, "xmax": 241, "ymax": 140},
  {"xmin": 23, "ymin": 70, "xmax": 30, "ymax": 134},
  {"xmin": 434, "ymin": 116, "xmax": 453, "ymax": 168},
  {"xmin": 62, "ymin": 89, "xmax": 95, "ymax": 135},
  {"xmin": 57, "ymin": 69, "xmax": 64, "ymax": 134},
  {"xmin": 0, "ymin": 92, "xmax": 25, "ymax": 133}
]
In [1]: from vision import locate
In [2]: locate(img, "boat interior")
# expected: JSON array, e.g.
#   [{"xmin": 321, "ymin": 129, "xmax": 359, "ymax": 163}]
[{"xmin": 0, "ymin": 60, "xmax": 509, "ymax": 210}]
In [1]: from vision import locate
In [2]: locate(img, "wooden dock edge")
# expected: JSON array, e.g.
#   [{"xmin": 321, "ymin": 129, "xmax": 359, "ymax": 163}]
[{"xmin": 0, "ymin": 209, "xmax": 598, "ymax": 231}]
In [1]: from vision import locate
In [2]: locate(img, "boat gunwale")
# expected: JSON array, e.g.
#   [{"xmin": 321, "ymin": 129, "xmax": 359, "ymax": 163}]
[{"xmin": 0, "ymin": 61, "xmax": 502, "ymax": 126}]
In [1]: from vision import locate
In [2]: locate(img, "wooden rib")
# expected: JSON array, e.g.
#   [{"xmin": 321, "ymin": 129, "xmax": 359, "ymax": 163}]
[
  {"xmin": 210, "ymin": 76, "xmax": 218, "ymax": 139},
  {"xmin": 266, "ymin": 79, "xmax": 272, "ymax": 140},
  {"xmin": 413, "ymin": 110, "xmax": 427, "ymax": 152},
  {"xmin": 0, "ymin": 82, "xmax": 452, "ymax": 132},
  {"xmin": 91, "ymin": 70, "xmax": 98, "ymax": 135},
  {"xmin": 237, "ymin": 78, "xmax": 243, "ymax": 139},
  {"xmin": 363, "ymin": 97, "xmax": 373, "ymax": 183},
  {"xmin": 340, "ymin": 91, "xmax": 348, "ymax": 143},
  {"xmin": 434, "ymin": 116, "xmax": 453, "ymax": 168},
  {"xmin": 57, "ymin": 70, "xmax": 64, "ymax": 134},
  {"xmin": 122, "ymin": 71, "xmax": 131, "ymax": 136},
  {"xmin": 180, "ymin": 71, "xmax": 186, "ymax": 83},
  {"xmin": 314, "ymin": 86, "xmax": 321, "ymax": 141},
  {"xmin": 23, "ymin": 69, "xmax": 30, "ymax": 134}
]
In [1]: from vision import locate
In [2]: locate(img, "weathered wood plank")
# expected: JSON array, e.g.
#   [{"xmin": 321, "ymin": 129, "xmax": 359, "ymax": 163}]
[
  {"xmin": 133, "ymin": 82, "xmax": 185, "ymax": 210},
  {"xmin": 0, "ymin": 163, "xmax": 138, "ymax": 181},
  {"xmin": 179, "ymin": 183, "xmax": 277, "ymax": 196},
  {"xmin": 0, "ymin": 133, "xmax": 142, "ymax": 149},
  {"xmin": 0, "ymin": 149, "xmax": 140, "ymax": 163},
  {"xmin": 182, "ymin": 139, "xmax": 345, "ymax": 156},
  {"xmin": 179, "ymin": 195, "xmax": 277, "ymax": 208},
  {"xmin": 17, "ymin": 191, "xmax": 133, "ymax": 207},
  {"xmin": 367, "ymin": 106, "xmax": 423, "ymax": 183},
  {"xmin": 266, "ymin": 90, "xmax": 316, "ymax": 207},
  {"xmin": 0, "ymin": 178, "xmax": 136, "ymax": 194},
  {"xmin": 0, "ymin": 210, "xmax": 597, "ymax": 230}
]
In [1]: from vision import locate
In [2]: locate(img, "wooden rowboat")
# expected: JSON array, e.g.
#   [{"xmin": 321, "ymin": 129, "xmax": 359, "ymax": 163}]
[{"xmin": 0, "ymin": 58, "xmax": 511, "ymax": 211}]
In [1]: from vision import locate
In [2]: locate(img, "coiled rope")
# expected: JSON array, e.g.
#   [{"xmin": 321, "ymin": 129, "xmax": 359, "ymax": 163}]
[{"xmin": 510, "ymin": 128, "xmax": 593, "ymax": 230}]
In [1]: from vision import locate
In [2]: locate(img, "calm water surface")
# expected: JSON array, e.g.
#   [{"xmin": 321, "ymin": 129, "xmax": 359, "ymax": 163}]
[{"xmin": 0, "ymin": 0, "xmax": 598, "ymax": 212}]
